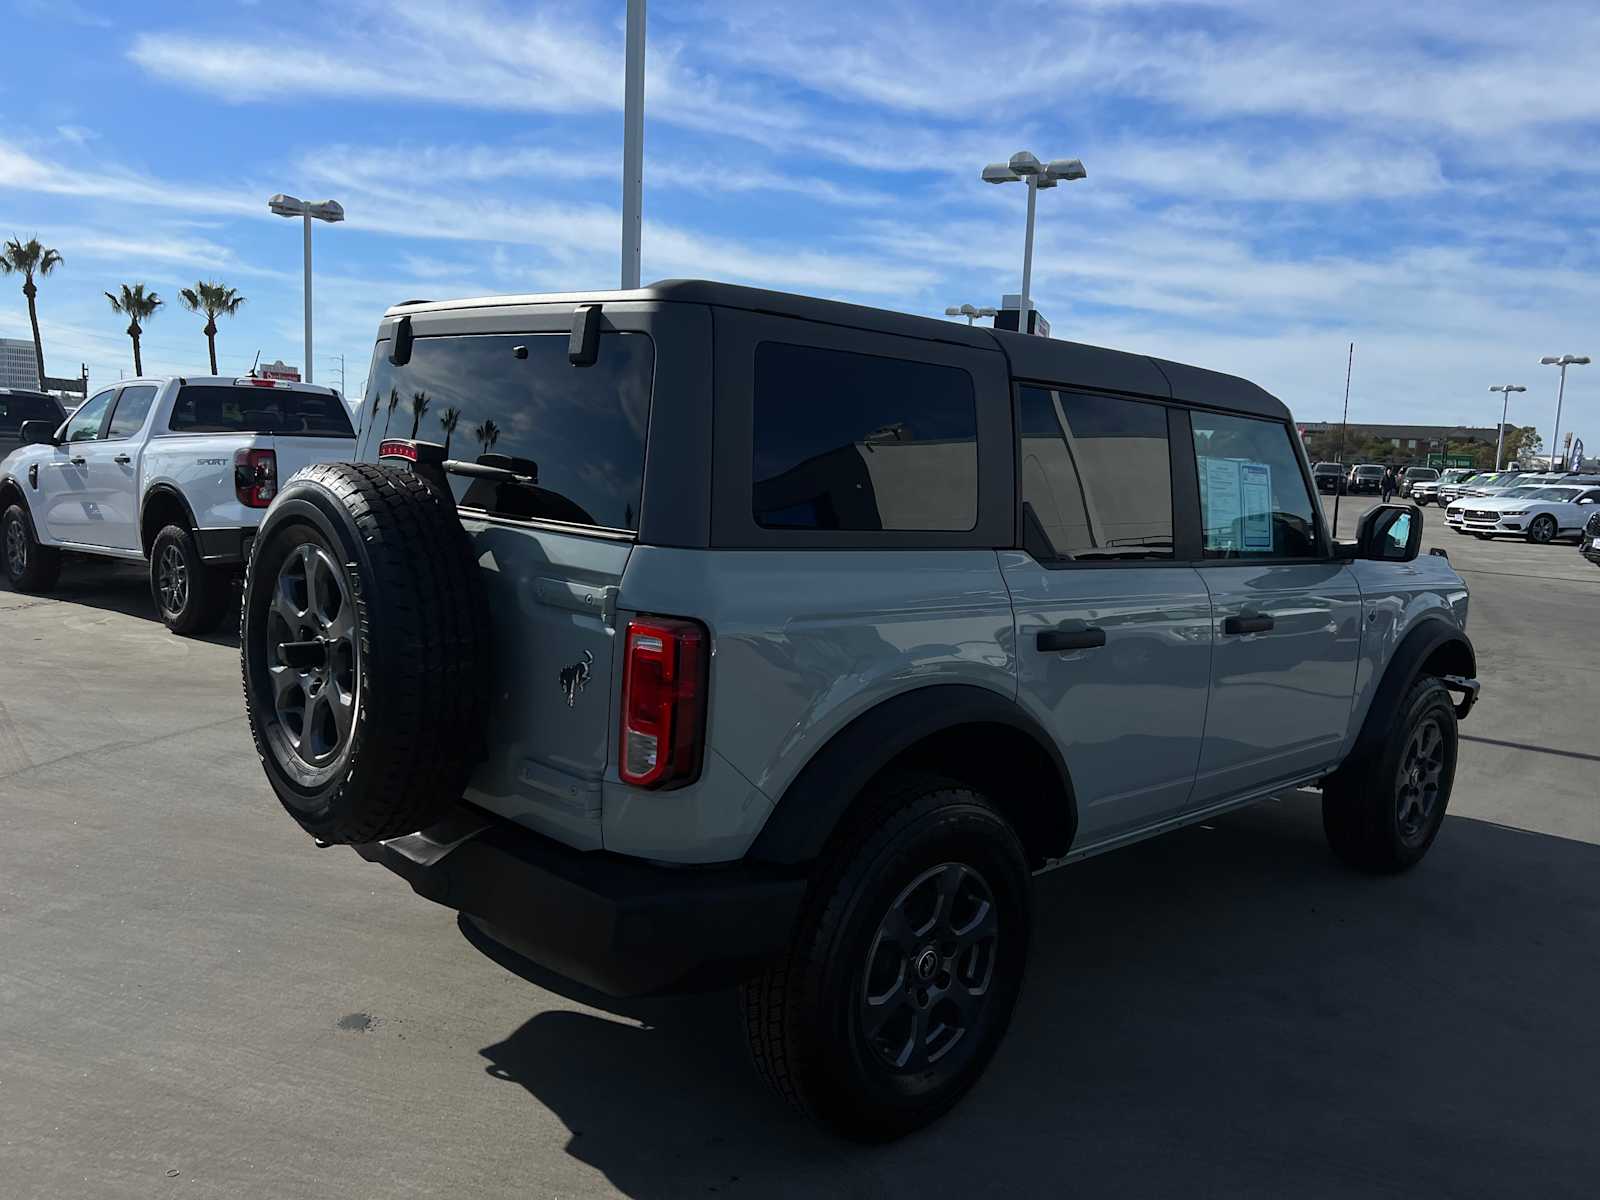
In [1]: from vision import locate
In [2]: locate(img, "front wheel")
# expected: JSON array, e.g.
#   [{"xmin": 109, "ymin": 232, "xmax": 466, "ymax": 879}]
[
  {"xmin": 1323, "ymin": 676, "xmax": 1457, "ymax": 873},
  {"xmin": 741, "ymin": 774, "xmax": 1031, "ymax": 1141},
  {"xmin": 2, "ymin": 503, "xmax": 60, "ymax": 593},
  {"xmin": 1527, "ymin": 515, "xmax": 1557, "ymax": 544}
]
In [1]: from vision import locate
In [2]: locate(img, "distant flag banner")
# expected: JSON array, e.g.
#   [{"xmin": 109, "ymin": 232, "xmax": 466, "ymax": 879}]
[{"xmin": 1571, "ymin": 438, "xmax": 1585, "ymax": 471}]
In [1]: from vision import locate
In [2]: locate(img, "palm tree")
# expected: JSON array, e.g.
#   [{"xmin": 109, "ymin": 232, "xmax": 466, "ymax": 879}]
[
  {"xmin": 1, "ymin": 236, "xmax": 63, "ymax": 387},
  {"xmin": 439, "ymin": 405, "xmax": 461, "ymax": 456},
  {"xmin": 383, "ymin": 387, "xmax": 402, "ymax": 435},
  {"xmin": 104, "ymin": 283, "xmax": 163, "ymax": 376},
  {"xmin": 178, "ymin": 280, "xmax": 245, "ymax": 374},
  {"xmin": 475, "ymin": 418, "xmax": 500, "ymax": 455},
  {"xmin": 409, "ymin": 391, "xmax": 431, "ymax": 439}
]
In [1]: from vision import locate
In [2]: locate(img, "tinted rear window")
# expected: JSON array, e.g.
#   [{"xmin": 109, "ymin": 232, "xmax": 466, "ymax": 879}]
[
  {"xmin": 169, "ymin": 386, "xmax": 355, "ymax": 436},
  {"xmin": 0, "ymin": 392, "xmax": 63, "ymax": 427},
  {"xmin": 358, "ymin": 331, "xmax": 653, "ymax": 533},
  {"xmin": 752, "ymin": 342, "xmax": 978, "ymax": 531}
]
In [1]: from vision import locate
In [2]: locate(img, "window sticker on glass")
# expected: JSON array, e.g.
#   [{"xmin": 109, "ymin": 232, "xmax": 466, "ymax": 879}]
[
  {"xmin": 1239, "ymin": 462, "xmax": 1274, "ymax": 550},
  {"xmin": 1201, "ymin": 456, "xmax": 1244, "ymax": 550}
]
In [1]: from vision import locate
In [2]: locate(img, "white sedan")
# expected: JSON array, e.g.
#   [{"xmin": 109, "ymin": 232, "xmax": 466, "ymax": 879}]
[{"xmin": 1455, "ymin": 483, "xmax": 1600, "ymax": 543}]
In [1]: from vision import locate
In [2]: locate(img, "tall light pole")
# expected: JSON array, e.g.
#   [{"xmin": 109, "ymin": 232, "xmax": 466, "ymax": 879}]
[
  {"xmin": 981, "ymin": 151, "xmax": 1085, "ymax": 330},
  {"xmin": 1488, "ymin": 385, "xmax": 1526, "ymax": 470},
  {"xmin": 1538, "ymin": 354, "xmax": 1589, "ymax": 471},
  {"xmin": 269, "ymin": 194, "xmax": 344, "ymax": 384},
  {"xmin": 944, "ymin": 303, "xmax": 998, "ymax": 326},
  {"xmin": 620, "ymin": 0, "xmax": 646, "ymax": 289}
]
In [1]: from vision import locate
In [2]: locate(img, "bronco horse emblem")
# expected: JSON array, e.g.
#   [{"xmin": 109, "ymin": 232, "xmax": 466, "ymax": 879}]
[{"xmin": 559, "ymin": 650, "xmax": 594, "ymax": 708}]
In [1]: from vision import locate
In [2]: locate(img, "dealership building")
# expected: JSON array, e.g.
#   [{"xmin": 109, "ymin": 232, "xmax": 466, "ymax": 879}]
[{"xmin": 1297, "ymin": 422, "xmax": 1510, "ymax": 451}]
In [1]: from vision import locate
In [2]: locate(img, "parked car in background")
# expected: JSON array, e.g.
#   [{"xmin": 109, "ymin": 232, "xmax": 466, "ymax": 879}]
[
  {"xmin": 1433, "ymin": 468, "xmax": 1482, "ymax": 506},
  {"xmin": 1399, "ymin": 466, "xmax": 1439, "ymax": 497},
  {"xmin": 0, "ymin": 388, "xmax": 67, "ymax": 462},
  {"xmin": 1313, "ymin": 461, "xmax": 1345, "ymax": 493},
  {"xmin": 1, "ymin": 375, "xmax": 356, "ymax": 633},
  {"xmin": 1581, "ymin": 510, "xmax": 1600, "ymax": 567},
  {"xmin": 1348, "ymin": 463, "xmax": 1386, "ymax": 493},
  {"xmin": 1458, "ymin": 483, "xmax": 1600, "ymax": 543},
  {"xmin": 1414, "ymin": 468, "xmax": 1475, "ymax": 506},
  {"xmin": 236, "ymin": 279, "xmax": 1480, "ymax": 1142}
]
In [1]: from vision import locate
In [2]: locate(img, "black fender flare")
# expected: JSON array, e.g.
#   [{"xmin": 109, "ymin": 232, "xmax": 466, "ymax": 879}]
[
  {"xmin": 138, "ymin": 484, "xmax": 201, "ymax": 550},
  {"xmin": 745, "ymin": 683, "xmax": 1078, "ymax": 868},
  {"xmin": 1341, "ymin": 616, "xmax": 1476, "ymax": 774}
]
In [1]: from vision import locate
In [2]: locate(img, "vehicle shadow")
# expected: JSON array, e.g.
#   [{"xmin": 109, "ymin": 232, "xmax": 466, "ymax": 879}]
[
  {"xmin": 471, "ymin": 796, "xmax": 1598, "ymax": 1199},
  {"xmin": 0, "ymin": 557, "xmax": 240, "ymax": 647}
]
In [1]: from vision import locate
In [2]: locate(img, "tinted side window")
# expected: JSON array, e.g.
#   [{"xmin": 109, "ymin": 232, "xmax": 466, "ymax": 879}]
[
  {"xmin": 1191, "ymin": 412, "xmax": 1319, "ymax": 558},
  {"xmin": 106, "ymin": 385, "xmax": 158, "ymax": 439},
  {"xmin": 1018, "ymin": 386, "xmax": 1173, "ymax": 561},
  {"xmin": 64, "ymin": 390, "xmax": 116, "ymax": 442},
  {"xmin": 358, "ymin": 331, "xmax": 653, "ymax": 532},
  {"xmin": 752, "ymin": 342, "xmax": 978, "ymax": 531},
  {"xmin": 169, "ymin": 386, "xmax": 355, "ymax": 436},
  {"xmin": 0, "ymin": 394, "xmax": 60, "ymax": 429}
]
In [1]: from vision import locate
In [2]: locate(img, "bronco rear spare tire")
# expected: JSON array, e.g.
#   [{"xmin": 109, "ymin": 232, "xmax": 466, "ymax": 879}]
[{"xmin": 241, "ymin": 462, "xmax": 487, "ymax": 844}]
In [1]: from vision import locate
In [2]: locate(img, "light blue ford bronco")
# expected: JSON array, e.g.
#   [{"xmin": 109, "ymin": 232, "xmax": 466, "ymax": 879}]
[{"xmin": 239, "ymin": 281, "xmax": 1480, "ymax": 1141}]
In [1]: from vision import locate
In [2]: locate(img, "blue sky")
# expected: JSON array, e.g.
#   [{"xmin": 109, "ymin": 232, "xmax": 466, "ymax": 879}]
[{"xmin": 3, "ymin": 0, "xmax": 1599, "ymax": 445}]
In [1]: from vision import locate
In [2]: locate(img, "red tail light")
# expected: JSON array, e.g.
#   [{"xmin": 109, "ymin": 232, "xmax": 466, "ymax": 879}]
[
  {"xmin": 619, "ymin": 617, "xmax": 706, "ymax": 789},
  {"xmin": 234, "ymin": 447, "xmax": 278, "ymax": 508}
]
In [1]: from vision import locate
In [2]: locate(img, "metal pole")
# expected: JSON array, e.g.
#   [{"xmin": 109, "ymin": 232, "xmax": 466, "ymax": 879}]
[
  {"xmin": 1551, "ymin": 363, "xmax": 1567, "ymax": 472},
  {"xmin": 1332, "ymin": 342, "xmax": 1353, "ymax": 538},
  {"xmin": 1495, "ymin": 390, "xmax": 1508, "ymax": 471},
  {"xmin": 1020, "ymin": 174, "xmax": 1038, "ymax": 328},
  {"xmin": 302, "ymin": 212, "xmax": 314, "ymax": 384},
  {"xmin": 620, "ymin": 0, "xmax": 646, "ymax": 290}
]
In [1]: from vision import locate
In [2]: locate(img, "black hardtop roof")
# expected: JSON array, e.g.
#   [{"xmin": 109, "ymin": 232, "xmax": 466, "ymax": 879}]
[{"xmin": 385, "ymin": 279, "xmax": 1289, "ymax": 422}]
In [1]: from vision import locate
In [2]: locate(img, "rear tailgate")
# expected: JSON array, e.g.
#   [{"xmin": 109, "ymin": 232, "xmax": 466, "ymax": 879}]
[
  {"xmin": 269, "ymin": 432, "xmax": 358, "ymax": 483},
  {"xmin": 357, "ymin": 312, "xmax": 662, "ymax": 850}
]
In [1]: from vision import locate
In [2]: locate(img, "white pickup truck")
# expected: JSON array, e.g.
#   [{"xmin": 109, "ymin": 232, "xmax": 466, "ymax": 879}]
[{"xmin": 0, "ymin": 375, "xmax": 357, "ymax": 634}]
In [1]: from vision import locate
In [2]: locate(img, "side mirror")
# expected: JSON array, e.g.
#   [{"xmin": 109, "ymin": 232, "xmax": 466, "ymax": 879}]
[
  {"xmin": 19, "ymin": 420, "xmax": 59, "ymax": 447},
  {"xmin": 1356, "ymin": 503, "xmax": 1422, "ymax": 563}
]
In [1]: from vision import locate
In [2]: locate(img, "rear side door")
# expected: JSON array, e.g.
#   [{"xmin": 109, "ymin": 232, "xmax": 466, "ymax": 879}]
[
  {"xmin": 75, "ymin": 383, "xmax": 159, "ymax": 550},
  {"xmin": 358, "ymin": 303, "xmax": 677, "ymax": 850},
  {"xmin": 1186, "ymin": 409, "xmax": 1363, "ymax": 803},
  {"xmin": 1004, "ymin": 385, "xmax": 1214, "ymax": 845},
  {"xmin": 38, "ymin": 387, "xmax": 118, "ymax": 543}
]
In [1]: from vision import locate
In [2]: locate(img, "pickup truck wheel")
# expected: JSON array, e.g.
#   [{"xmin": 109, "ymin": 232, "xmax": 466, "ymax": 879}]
[
  {"xmin": 1322, "ymin": 676, "xmax": 1457, "ymax": 873},
  {"xmin": 241, "ymin": 462, "xmax": 487, "ymax": 845},
  {"xmin": 150, "ymin": 524, "xmax": 231, "ymax": 635},
  {"xmin": 740, "ymin": 774, "xmax": 1030, "ymax": 1141},
  {"xmin": 2, "ymin": 503, "xmax": 60, "ymax": 593}
]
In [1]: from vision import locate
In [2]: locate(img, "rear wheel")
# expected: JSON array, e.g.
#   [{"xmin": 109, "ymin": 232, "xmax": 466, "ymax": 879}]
[
  {"xmin": 1323, "ymin": 676, "xmax": 1457, "ymax": 873},
  {"xmin": 150, "ymin": 524, "xmax": 231, "ymax": 635},
  {"xmin": 741, "ymin": 774, "xmax": 1031, "ymax": 1141},
  {"xmin": 2, "ymin": 503, "xmax": 59, "ymax": 593},
  {"xmin": 1527, "ymin": 514, "xmax": 1557, "ymax": 544}
]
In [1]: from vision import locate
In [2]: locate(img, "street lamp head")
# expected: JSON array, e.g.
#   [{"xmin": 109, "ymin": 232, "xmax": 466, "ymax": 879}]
[
  {"xmin": 1008, "ymin": 150, "xmax": 1043, "ymax": 177},
  {"xmin": 944, "ymin": 306, "xmax": 963, "ymax": 316},
  {"xmin": 307, "ymin": 200, "xmax": 345, "ymax": 224},
  {"xmin": 268, "ymin": 193, "xmax": 306, "ymax": 217},
  {"xmin": 1045, "ymin": 158, "xmax": 1087, "ymax": 182},
  {"xmin": 976, "ymin": 306, "xmax": 998, "ymax": 317},
  {"xmin": 1570, "ymin": 355, "xmax": 1591, "ymax": 365},
  {"xmin": 959, "ymin": 303, "xmax": 979, "ymax": 316},
  {"xmin": 982, "ymin": 162, "xmax": 1021, "ymax": 184}
]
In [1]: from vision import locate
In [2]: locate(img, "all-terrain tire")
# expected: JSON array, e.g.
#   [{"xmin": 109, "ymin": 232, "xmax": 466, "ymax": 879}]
[
  {"xmin": 150, "ymin": 523, "xmax": 232, "ymax": 635},
  {"xmin": 3, "ymin": 503, "xmax": 60, "ymax": 593},
  {"xmin": 241, "ymin": 462, "xmax": 488, "ymax": 844},
  {"xmin": 740, "ymin": 773, "xmax": 1031, "ymax": 1142},
  {"xmin": 1323, "ymin": 676, "xmax": 1458, "ymax": 873}
]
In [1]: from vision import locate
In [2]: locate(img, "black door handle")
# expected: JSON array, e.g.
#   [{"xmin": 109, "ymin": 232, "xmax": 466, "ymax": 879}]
[
  {"xmin": 1223, "ymin": 614, "xmax": 1275, "ymax": 636},
  {"xmin": 1037, "ymin": 624, "xmax": 1107, "ymax": 653},
  {"xmin": 113, "ymin": 454, "xmax": 132, "ymax": 464},
  {"xmin": 70, "ymin": 456, "xmax": 87, "ymax": 466}
]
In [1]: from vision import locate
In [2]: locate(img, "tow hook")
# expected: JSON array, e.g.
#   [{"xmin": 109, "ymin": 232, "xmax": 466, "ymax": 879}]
[{"xmin": 1441, "ymin": 675, "xmax": 1480, "ymax": 720}]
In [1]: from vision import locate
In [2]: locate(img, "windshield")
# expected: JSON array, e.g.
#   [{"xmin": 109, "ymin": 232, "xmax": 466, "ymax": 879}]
[
  {"xmin": 1499, "ymin": 486, "xmax": 1543, "ymax": 498},
  {"xmin": 1405, "ymin": 468, "xmax": 1437, "ymax": 479},
  {"xmin": 1441, "ymin": 470, "xmax": 1473, "ymax": 482},
  {"xmin": 1531, "ymin": 487, "xmax": 1581, "ymax": 502},
  {"xmin": 1355, "ymin": 466, "xmax": 1383, "ymax": 476}
]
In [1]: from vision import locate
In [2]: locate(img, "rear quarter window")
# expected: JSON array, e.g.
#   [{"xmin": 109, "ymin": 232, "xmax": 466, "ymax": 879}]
[{"xmin": 169, "ymin": 386, "xmax": 354, "ymax": 436}]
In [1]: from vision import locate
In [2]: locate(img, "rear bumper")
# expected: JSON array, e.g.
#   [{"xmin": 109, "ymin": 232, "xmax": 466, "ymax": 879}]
[
  {"xmin": 195, "ymin": 526, "xmax": 255, "ymax": 565},
  {"xmin": 353, "ymin": 805, "xmax": 806, "ymax": 997}
]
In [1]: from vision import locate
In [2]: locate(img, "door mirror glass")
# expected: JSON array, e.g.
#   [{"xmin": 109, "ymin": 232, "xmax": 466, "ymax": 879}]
[
  {"xmin": 19, "ymin": 419, "xmax": 59, "ymax": 447},
  {"xmin": 1358, "ymin": 503, "xmax": 1421, "ymax": 562}
]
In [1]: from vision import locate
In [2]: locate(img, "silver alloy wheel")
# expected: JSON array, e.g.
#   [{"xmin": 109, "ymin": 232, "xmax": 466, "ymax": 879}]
[
  {"xmin": 1396, "ymin": 716, "xmax": 1446, "ymax": 842},
  {"xmin": 1530, "ymin": 515, "xmax": 1556, "ymax": 543},
  {"xmin": 267, "ymin": 542, "xmax": 360, "ymax": 768},
  {"xmin": 4, "ymin": 517, "xmax": 26, "ymax": 577},
  {"xmin": 861, "ymin": 861, "xmax": 999, "ymax": 1071},
  {"xmin": 157, "ymin": 543, "xmax": 188, "ymax": 615}
]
